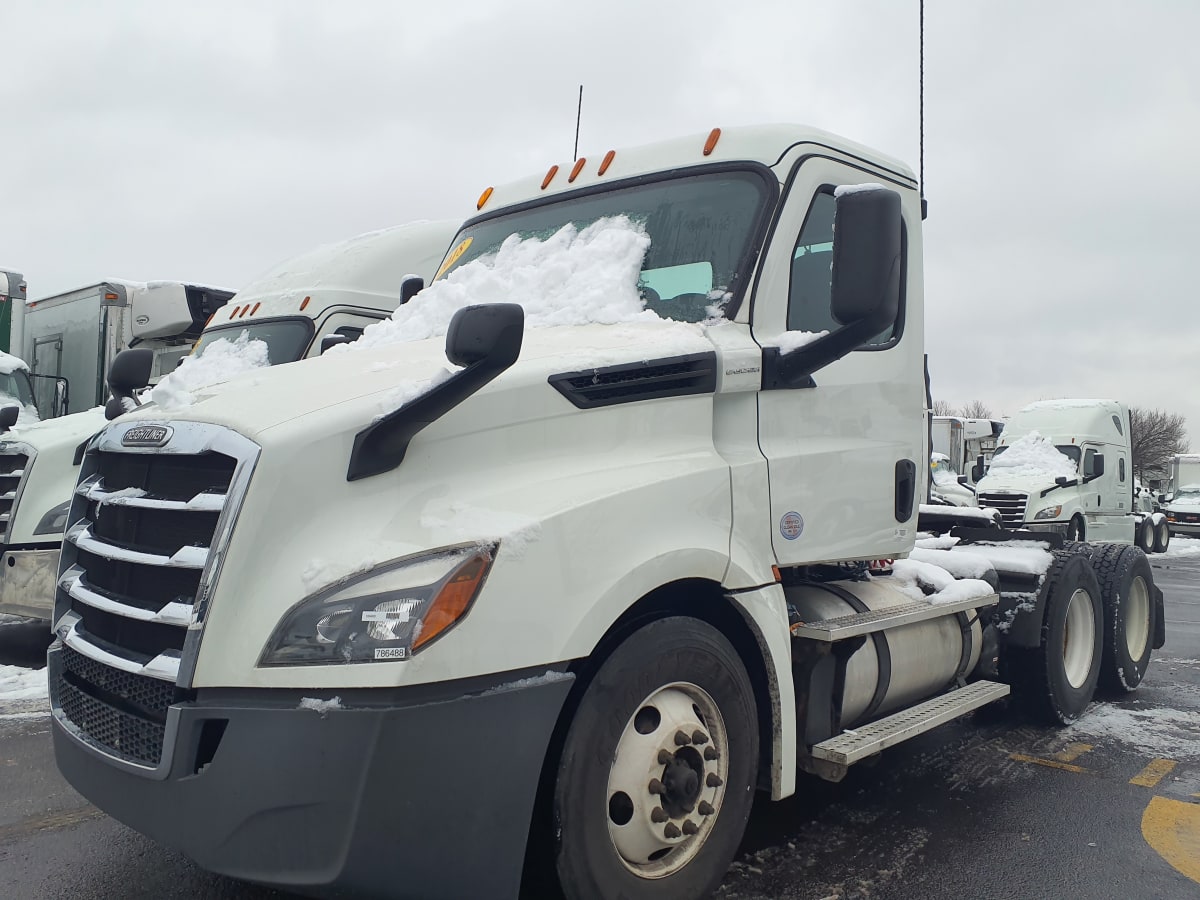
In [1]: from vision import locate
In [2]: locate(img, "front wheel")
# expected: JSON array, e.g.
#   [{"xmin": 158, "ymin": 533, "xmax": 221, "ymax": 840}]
[
  {"xmin": 1153, "ymin": 518, "xmax": 1171, "ymax": 554},
  {"xmin": 553, "ymin": 617, "xmax": 759, "ymax": 900}
]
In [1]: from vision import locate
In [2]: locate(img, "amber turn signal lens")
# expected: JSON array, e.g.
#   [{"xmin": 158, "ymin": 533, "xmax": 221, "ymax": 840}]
[
  {"xmin": 598, "ymin": 149, "xmax": 616, "ymax": 175},
  {"xmin": 569, "ymin": 157, "xmax": 587, "ymax": 182},
  {"xmin": 703, "ymin": 127, "xmax": 721, "ymax": 156},
  {"xmin": 411, "ymin": 551, "xmax": 493, "ymax": 651},
  {"xmin": 477, "ymin": 186, "xmax": 494, "ymax": 210},
  {"xmin": 542, "ymin": 165, "xmax": 559, "ymax": 190}
]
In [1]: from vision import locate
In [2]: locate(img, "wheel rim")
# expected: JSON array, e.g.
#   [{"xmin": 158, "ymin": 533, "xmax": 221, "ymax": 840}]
[
  {"xmin": 1062, "ymin": 588, "xmax": 1096, "ymax": 689},
  {"xmin": 1125, "ymin": 575, "xmax": 1151, "ymax": 660},
  {"xmin": 605, "ymin": 682, "xmax": 729, "ymax": 879}
]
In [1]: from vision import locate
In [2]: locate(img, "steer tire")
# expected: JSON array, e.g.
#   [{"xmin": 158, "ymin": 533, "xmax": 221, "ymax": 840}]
[
  {"xmin": 1153, "ymin": 519, "xmax": 1171, "ymax": 554},
  {"xmin": 1002, "ymin": 550, "xmax": 1103, "ymax": 724},
  {"xmin": 1065, "ymin": 516, "xmax": 1086, "ymax": 542},
  {"xmin": 1088, "ymin": 543, "xmax": 1156, "ymax": 693},
  {"xmin": 552, "ymin": 617, "xmax": 758, "ymax": 900}
]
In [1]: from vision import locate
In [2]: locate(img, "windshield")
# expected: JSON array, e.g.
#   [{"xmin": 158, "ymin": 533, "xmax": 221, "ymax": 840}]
[
  {"xmin": 192, "ymin": 319, "xmax": 313, "ymax": 365},
  {"xmin": 0, "ymin": 370, "xmax": 35, "ymax": 408},
  {"xmin": 441, "ymin": 170, "xmax": 772, "ymax": 322},
  {"xmin": 930, "ymin": 457, "xmax": 957, "ymax": 485}
]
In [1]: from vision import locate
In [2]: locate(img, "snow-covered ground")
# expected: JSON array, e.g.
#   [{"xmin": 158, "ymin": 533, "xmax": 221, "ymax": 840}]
[
  {"xmin": 1163, "ymin": 536, "xmax": 1200, "ymax": 558},
  {"xmin": 0, "ymin": 664, "xmax": 46, "ymax": 703},
  {"xmin": 1066, "ymin": 695, "xmax": 1200, "ymax": 760}
]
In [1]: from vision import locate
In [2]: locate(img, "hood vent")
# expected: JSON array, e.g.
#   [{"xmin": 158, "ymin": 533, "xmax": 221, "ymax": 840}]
[{"xmin": 549, "ymin": 352, "xmax": 717, "ymax": 409}]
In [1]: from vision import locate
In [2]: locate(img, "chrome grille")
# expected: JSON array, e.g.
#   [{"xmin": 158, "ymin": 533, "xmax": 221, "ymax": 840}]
[
  {"xmin": 50, "ymin": 421, "xmax": 259, "ymax": 773},
  {"xmin": 976, "ymin": 492, "xmax": 1029, "ymax": 528},
  {"xmin": 0, "ymin": 446, "xmax": 32, "ymax": 540}
]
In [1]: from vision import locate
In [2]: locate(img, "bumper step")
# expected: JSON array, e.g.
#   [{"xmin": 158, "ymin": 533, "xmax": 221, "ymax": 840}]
[
  {"xmin": 789, "ymin": 593, "xmax": 999, "ymax": 642},
  {"xmin": 811, "ymin": 680, "xmax": 1010, "ymax": 766}
]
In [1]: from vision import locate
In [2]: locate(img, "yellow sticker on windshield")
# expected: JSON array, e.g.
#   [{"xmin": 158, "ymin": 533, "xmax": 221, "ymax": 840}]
[{"xmin": 434, "ymin": 237, "xmax": 472, "ymax": 281}]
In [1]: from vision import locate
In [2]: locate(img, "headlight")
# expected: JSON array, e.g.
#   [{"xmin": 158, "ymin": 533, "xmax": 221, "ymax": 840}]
[
  {"xmin": 1034, "ymin": 505, "xmax": 1062, "ymax": 520},
  {"xmin": 260, "ymin": 544, "xmax": 495, "ymax": 666},
  {"xmin": 34, "ymin": 500, "xmax": 72, "ymax": 536}
]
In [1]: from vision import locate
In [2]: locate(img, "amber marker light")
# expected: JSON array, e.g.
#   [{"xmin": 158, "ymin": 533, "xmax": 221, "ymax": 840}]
[
  {"xmin": 703, "ymin": 127, "xmax": 722, "ymax": 156},
  {"xmin": 104, "ymin": 292, "xmax": 120, "ymax": 301},
  {"xmin": 228, "ymin": 306, "xmax": 241, "ymax": 319},
  {"xmin": 477, "ymin": 186, "xmax": 494, "ymax": 210},
  {"xmin": 771, "ymin": 565, "xmax": 782, "ymax": 583},
  {"xmin": 598, "ymin": 150, "xmax": 616, "ymax": 175},
  {"xmin": 541, "ymin": 165, "xmax": 559, "ymax": 189},
  {"xmin": 569, "ymin": 157, "xmax": 587, "ymax": 183},
  {"xmin": 251, "ymin": 302, "xmax": 261, "ymax": 315},
  {"xmin": 411, "ymin": 550, "xmax": 493, "ymax": 651},
  {"xmin": 300, "ymin": 296, "xmax": 311, "ymax": 311},
  {"xmin": 238, "ymin": 305, "xmax": 251, "ymax": 318}
]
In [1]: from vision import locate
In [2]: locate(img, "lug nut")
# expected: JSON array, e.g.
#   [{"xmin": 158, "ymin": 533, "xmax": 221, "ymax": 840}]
[
  {"xmin": 658, "ymin": 749, "xmax": 673, "ymax": 765},
  {"xmin": 682, "ymin": 819, "xmax": 699, "ymax": 835},
  {"xmin": 704, "ymin": 746, "xmax": 719, "ymax": 761},
  {"xmin": 706, "ymin": 773, "xmax": 723, "ymax": 788},
  {"xmin": 698, "ymin": 801, "xmax": 715, "ymax": 816},
  {"xmin": 648, "ymin": 778, "xmax": 665, "ymax": 795},
  {"xmin": 691, "ymin": 730, "xmax": 708, "ymax": 745},
  {"xmin": 651, "ymin": 807, "xmax": 668, "ymax": 823},
  {"xmin": 674, "ymin": 730, "xmax": 691, "ymax": 746},
  {"xmin": 664, "ymin": 823, "xmax": 682, "ymax": 839}
]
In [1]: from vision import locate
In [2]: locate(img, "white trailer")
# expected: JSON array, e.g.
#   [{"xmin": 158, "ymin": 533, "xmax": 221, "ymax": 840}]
[{"xmin": 47, "ymin": 126, "xmax": 1163, "ymax": 900}]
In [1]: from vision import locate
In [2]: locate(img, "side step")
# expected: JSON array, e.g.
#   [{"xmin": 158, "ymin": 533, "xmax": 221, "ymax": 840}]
[
  {"xmin": 789, "ymin": 593, "xmax": 999, "ymax": 642},
  {"xmin": 810, "ymin": 680, "xmax": 1010, "ymax": 766}
]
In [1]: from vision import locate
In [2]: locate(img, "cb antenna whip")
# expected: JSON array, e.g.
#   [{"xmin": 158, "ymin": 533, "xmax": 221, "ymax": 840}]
[
  {"xmin": 574, "ymin": 85, "xmax": 583, "ymax": 161},
  {"xmin": 919, "ymin": 0, "xmax": 927, "ymax": 219}
]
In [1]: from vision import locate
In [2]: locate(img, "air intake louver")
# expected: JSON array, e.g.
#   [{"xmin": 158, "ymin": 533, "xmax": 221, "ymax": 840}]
[{"xmin": 549, "ymin": 352, "xmax": 717, "ymax": 409}]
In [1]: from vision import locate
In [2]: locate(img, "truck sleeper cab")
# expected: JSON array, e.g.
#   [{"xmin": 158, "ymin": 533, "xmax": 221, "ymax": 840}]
[{"xmin": 48, "ymin": 127, "xmax": 1157, "ymax": 900}]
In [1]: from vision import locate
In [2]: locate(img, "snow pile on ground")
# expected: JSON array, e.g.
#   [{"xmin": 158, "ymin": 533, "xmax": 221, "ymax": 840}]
[
  {"xmin": 0, "ymin": 350, "xmax": 29, "ymax": 375},
  {"xmin": 150, "ymin": 332, "xmax": 271, "ymax": 410},
  {"xmin": 1066, "ymin": 703, "xmax": 1200, "ymax": 760},
  {"xmin": 420, "ymin": 499, "xmax": 542, "ymax": 558},
  {"xmin": 1164, "ymin": 537, "xmax": 1200, "ymax": 558},
  {"xmin": 0, "ymin": 664, "xmax": 47, "ymax": 702},
  {"xmin": 343, "ymin": 217, "xmax": 670, "ymax": 354},
  {"xmin": 988, "ymin": 432, "xmax": 1077, "ymax": 480},
  {"xmin": 886, "ymin": 559, "xmax": 994, "ymax": 605}
]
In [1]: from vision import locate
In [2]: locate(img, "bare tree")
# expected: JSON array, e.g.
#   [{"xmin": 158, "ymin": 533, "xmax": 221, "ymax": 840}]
[
  {"xmin": 931, "ymin": 399, "xmax": 955, "ymax": 416},
  {"xmin": 1130, "ymin": 407, "xmax": 1190, "ymax": 481},
  {"xmin": 957, "ymin": 400, "xmax": 993, "ymax": 419}
]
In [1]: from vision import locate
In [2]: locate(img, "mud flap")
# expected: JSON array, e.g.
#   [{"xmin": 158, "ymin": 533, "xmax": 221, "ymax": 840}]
[{"xmin": 1153, "ymin": 583, "xmax": 1166, "ymax": 650}]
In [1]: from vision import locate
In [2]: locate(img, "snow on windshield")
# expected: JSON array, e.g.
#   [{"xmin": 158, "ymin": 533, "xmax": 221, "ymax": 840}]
[
  {"xmin": 150, "ymin": 333, "xmax": 271, "ymax": 410},
  {"xmin": 345, "ymin": 217, "xmax": 671, "ymax": 354},
  {"xmin": 0, "ymin": 351, "xmax": 29, "ymax": 376},
  {"xmin": 988, "ymin": 431, "xmax": 1077, "ymax": 480}
]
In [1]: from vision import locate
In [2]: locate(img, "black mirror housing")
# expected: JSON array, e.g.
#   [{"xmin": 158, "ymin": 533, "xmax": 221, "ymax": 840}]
[
  {"xmin": 0, "ymin": 405, "xmax": 19, "ymax": 431},
  {"xmin": 1091, "ymin": 454, "xmax": 1105, "ymax": 478},
  {"xmin": 971, "ymin": 462, "xmax": 984, "ymax": 483},
  {"xmin": 445, "ymin": 303, "xmax": 525, "ymax": 369},
  {"xmin": 320, "ymin": 334, "xmax": 352, "ymax": 354},
  {"xmin": 830, "ymin": 187, "xmax": 903, "ymax": 331},
  {"xmin": 399, "ymin": 275, "xmax": 424, "ymax": 306},
  {"xmin": 108, "ymin": 348, "xmax": 155, "ymax": 395}
]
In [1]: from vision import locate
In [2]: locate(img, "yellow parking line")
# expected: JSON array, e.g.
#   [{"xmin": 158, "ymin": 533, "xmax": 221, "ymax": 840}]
[
  {"xmin": 1009, "ymin": 753, "xmax": 1089, "ymax": 774},
  {"xmin": 1142, "ymin": 796, "xmax": 1200, "ymax": 884},
  {"xmin": 1130, "ymin": 758, "xmax": 1177, "ymax": 788},
  {"xmin": 1052, "ymin": 742, "xmax": 1094, "ymax": 763}
]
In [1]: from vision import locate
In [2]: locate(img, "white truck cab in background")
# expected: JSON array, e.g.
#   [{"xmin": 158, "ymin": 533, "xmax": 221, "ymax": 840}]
[
  {"xmin": 1162, "ymin": 454, "xmax": 1200, "ymax": 536},
  {"xmin": 0, "ymin": 220, "xmax": 457, "ymax": 622},
  {"xmin": 930, "ymin": 415, "xmax": 1004, "ymax": 505}
]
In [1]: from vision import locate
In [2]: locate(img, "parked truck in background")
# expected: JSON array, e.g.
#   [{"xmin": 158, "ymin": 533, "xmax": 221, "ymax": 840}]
[
  {"xmin": 1162, "ymin": 454, "xmax": 1200, "ymax": 537},
  {"xmin": 0, "ymin": 221, "xmax": 456, "ymax": 623},
  {"xmin": 929, "ymin": 415, "xmax": 1004, "ymax": 505},
  {"xmin": 1, "ymin": 269, "xmax": 28, "ymax": 355},
  {"xmin": 47, "ymin": 126, "xmax": 1164, "ymax": 900}
]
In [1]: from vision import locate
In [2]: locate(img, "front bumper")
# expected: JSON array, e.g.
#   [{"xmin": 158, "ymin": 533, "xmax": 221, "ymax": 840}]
[
  {"xmin": 0, "ymin": 546, "xmax": 60, "ymax": 619},
  {"xmin": 1022, "ymin": 521, "xmax": 1068, "ymax": 536},
  {"xmin": 51, "ymin": 646, "xmax": 575, "ymax": 899},
  {"xmin": 1166, "ymin": 519, "xmax": 1200, "ymax": 536}
]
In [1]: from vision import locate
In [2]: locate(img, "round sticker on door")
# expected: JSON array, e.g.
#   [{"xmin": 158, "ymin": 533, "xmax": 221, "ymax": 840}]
[{"xmin": 779, "ymin": 511, "xmax": 804, "ymax": 540}]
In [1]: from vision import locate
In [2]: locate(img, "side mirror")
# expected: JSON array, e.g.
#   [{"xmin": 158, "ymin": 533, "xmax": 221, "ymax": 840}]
[
  {"xmin": 0, "ymin": 405, "xmax": 19, "ymax": 432},
  {"xmin": 320, "ymin": 334, "xmax": 352, "ymax": 354},
  {"xmin": 105, "ymin": 348, "xmax": 155, "ymax": 421},
  {"xmin": 830, "ymin": 187, "xmax": 903, "ymax": 332},
  {"xmin": 399, "ymin": 275, "xmax": 424, "ymax": 306},
  {"xmin": 971, "ymin": 462, "xmax": 984, "ymax": 483},
  {"xmin": 1090, "ymin": 454, "xmax": 1105, "ymax": 478},
  {"xmin": 52, "ymin": 378, "xmax": 69, "ymax": 417},
  {"xmin": 445, "ymin": 303, "xmax": 525, "ymax": 369},
  {"xmin": 1055, "ymin": 476, "xmax": 1068, "ymax": 485}
]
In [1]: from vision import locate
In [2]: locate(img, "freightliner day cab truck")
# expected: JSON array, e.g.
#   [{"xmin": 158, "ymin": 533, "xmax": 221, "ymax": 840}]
[
  {"xmin": 974, "ymin": 399, "xmax": 1170, "ymax": 554},
  {"xmin": 0, "ymin": 221, "xmax": 455, "ymax": 622},
  {"xmin": 48, "ymin": 126, "xmax": 1164, "ymax": 900}
]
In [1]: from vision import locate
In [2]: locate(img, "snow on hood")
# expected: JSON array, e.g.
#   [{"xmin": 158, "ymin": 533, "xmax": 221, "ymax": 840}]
[
  {"xmin": 1169, "ymin": 490, "xmax": 1200, "ymax": 508},
  {"xmin": 3, "ymin": 405, "xmax": 106, "ymax": 447},
  {"xmin": 0, "ymin": 351, "xmax": 29, "ymax": 376},
  {"xmin": 340, "ymin": 216, "xmax": 660, "ymax": 354},
  {"xmin": 150, "ymin": 333, "xmax": 271, "ymax": 411},
  {"xmin": 987, "ymin": 431, "xmax": 1077, "ymax": 481}
]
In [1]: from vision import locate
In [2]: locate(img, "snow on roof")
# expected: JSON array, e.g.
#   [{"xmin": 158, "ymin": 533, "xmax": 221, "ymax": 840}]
[
  {"xmin": 988, "ymin": 431, "xmax": 1078, "ymax": 480},
  {"xmin": 0, "ymin": 350, "xmax": 28, "ymax": 375}
]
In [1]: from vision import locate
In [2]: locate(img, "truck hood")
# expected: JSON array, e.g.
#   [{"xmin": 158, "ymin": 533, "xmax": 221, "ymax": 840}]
[
  {"xmin": 113, "ymin": 320, "xmax": 717, "ymax": 439},
  {"xmin": 975, "ymin": 470, "xmax": 1066, "ymax": 497},
  {"xmin": 1, "ymin": 405, "xmax": 107, "ymax": 451}
]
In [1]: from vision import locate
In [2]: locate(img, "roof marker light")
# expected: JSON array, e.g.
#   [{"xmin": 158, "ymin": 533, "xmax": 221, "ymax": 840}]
[
  {"xmin": 300, "ymin": 296, "xmax": 311, "ymax": 311},
  {"xmin": 104, "ymin": 292, "xmax": 119, "ymax": 301},
  {"xmin": 229, "ymin": 306, "xmax": 241, "ymax": 319},
  {"xmin": 477, "ymin": 186, "xmax": 494, "ymax": 210},
  {"xmin": 239, "ymin": 305, "xmax": 251, "ymax": 318},
  {"xmin": 703, "ymin": 127, "xmax": 721, "ymax": 156},
  {"xmin": 541, "ymin": 165, "xmax": 559, "ymax": 190},
  {"xmin": 251, "ymin": 302, "xmax": 261, "ymax": 315},
  {"xmin": 598, "ymin": 150, "xmax": 615, "ymax": 175},
  {"xmin": 569, "ymin": 157, "xmax": 587, "ymax": 183}
]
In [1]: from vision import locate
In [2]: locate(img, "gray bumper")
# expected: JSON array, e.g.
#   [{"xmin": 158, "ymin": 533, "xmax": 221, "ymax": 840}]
[
  {"xmin": 0, "ymin": 546, "xmax": 59, "ymax": 619},
  {"xmin": 1166, "ymin": 520, "xmax": 1200, "ymax": 536},
  {"xmin": 51, "ymin": 649, "xmax": 575, "ymax": 899},
  {"xmin": 1023, "ymin": 522, "xmax": 1068, "ymax": 536}
]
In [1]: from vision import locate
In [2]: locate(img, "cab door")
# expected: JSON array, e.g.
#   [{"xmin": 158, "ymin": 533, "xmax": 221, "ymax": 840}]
[{"xmin": 751, "ymin": 155, "xmax": 925, "ymax": 565}]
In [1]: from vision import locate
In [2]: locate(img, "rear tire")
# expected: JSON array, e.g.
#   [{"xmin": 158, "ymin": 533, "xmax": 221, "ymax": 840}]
[
  {"xmin": 1136, "ymin": 518, "xmax": 1155, "ymax": 553},
  {"xmin": 1088, "ymin": 544, "xmax": 1156, "ymax": 692},
  {"xmin": 552, "ymin": 617, "xmax": 758, "ymax": 900},
  {"xmin": 1153, "ymin": 519, "xmax": 1170, "ymax": 554},
  {"xmin": 1002, "ymin": 551, "xmax": 1103, "ymax": 724}
]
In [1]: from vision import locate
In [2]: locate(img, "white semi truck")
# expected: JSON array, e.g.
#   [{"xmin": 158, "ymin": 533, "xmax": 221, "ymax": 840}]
[
  {"xmin": 48, "ymin": 126, "xmax": 1164, "ymax": 900},
  {"xmin": 0, "ymin": 222, "xmax": 455, "ymax": 622},
  {"xmin": 1162, "ymin": 454, "xmax": 1200, "ymax": 536},
  {"xmin": 974, "ymin": 399, "xmax": 1170, "ymax": 553},
  {"xmin": 929, "ymin": 415, "xmax": 1004, "ymax": 505}
]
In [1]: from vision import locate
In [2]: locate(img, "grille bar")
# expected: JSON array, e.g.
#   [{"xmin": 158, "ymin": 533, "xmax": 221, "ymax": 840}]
[
  {"xmin": 59, "ymin": 611, "xmax": 181, "ymax": 682},
  {"xmin": 976, "ymin": 492, "xmax": 1029, "ymax": 528},
  {"xmin": 60, "ymin": 565, "xmax": 192, "ymax": 627},
  {"xmin": 65, "ymin": 520, "xmax": 209, "ymax": 569},
  {"xmin": 0, "ymin": 447, "xmax": 32, "ymax": 541},
  {"xmin": 77, "ymin": 475, "xmax": 228, "ymax": 512}
]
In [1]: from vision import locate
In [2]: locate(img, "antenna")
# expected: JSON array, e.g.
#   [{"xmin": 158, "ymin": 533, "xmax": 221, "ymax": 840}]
[
  {"xmin": 573, "ymin": 85, "xmax": 583, "ymax": 161},
  {"xmin": 919, "ymin": 0, "xmax": 927, "ymax": 219}
]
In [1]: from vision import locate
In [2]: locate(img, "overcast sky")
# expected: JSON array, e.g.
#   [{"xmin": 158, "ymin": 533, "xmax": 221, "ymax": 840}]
[{"xmin": 2, "ymin": 1, "xmax": 1197, "ymax": 439}]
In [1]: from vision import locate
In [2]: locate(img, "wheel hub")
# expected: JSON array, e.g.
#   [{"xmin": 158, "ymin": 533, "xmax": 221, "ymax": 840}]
[{"xmin": 661, "ymin": 751, "xmax": 703, "ymax": 816}]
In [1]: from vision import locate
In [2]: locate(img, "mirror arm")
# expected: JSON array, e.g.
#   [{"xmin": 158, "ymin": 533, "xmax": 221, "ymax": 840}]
[{"xmin": 761, "ymin": 318, "xmax": 881, "ymax": 390}]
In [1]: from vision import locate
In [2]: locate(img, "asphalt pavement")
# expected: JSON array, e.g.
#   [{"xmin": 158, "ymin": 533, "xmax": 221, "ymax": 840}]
[{"xmin": 2, "ymin": 556, "xmax": 1198, "ymax": 900}]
